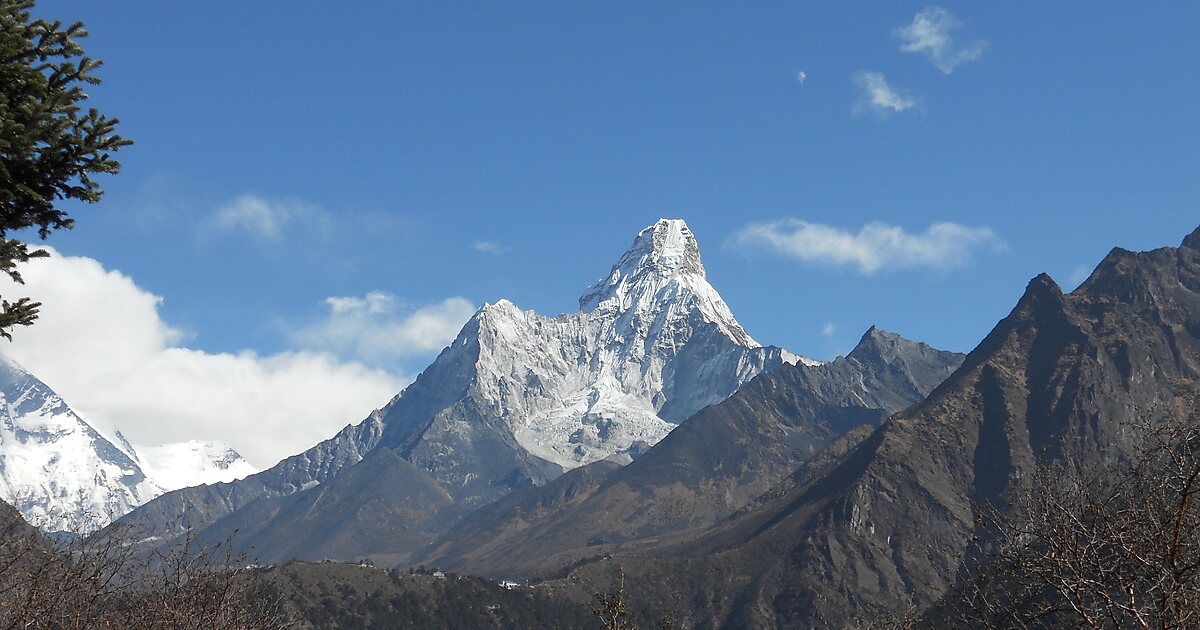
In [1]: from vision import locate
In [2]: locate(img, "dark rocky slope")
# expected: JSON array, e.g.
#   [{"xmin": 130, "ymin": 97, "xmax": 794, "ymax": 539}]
[
  {"xmin": 193, "ymin": 448, "xmax": 465, "ymax": 565},
  {"xmin": 558, "ymin": 226, "xmax": 1200, "ymax": 628},
  {"xmin": 419, "ymin": 328, "xmax": 963, "ymax": 578}
]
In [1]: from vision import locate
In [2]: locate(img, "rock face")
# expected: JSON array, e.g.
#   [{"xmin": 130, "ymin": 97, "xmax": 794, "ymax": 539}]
[
  {"xmin": 417, "ymin": 327, "xmax": 964, "ymax": 578},
  {"xmin": 116, "ymin": 219, "xmax": 806, "ymax": 556},
  {"xmin": 559, "ymin": 225, "xmax": 1200, "ymax": 628},
  {"xmin": 0, "ymin": 355, "xmax": 160, "ymax": 531}
]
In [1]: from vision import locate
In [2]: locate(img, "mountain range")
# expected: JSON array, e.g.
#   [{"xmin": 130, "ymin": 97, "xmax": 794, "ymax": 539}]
[
  {"xmin": 6, "ymin": 219, "xmax": 1196, "ymax": 628},
  {"xmin": 536, "ymin": 225, "xmax": 1200, "ymax": 627},
  {"xmin": 416, "ymin": 326, "xmax": 963, "ymax": 578},
  {"xmin": 114, "ymin": 218, "xmax": 962, "ymax": 567}
]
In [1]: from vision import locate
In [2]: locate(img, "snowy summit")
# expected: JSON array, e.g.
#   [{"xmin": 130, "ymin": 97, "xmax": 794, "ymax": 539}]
[
  {"xmin": 0, "ymin": 355, "xmax": 159, "ymax": 531},
  {"xmin": 435, "ymin": 218, "xmax": 816, "ymax": 469}
]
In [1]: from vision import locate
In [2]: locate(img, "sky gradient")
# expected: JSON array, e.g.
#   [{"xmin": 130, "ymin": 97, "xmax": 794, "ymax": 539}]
[{"xmin": 7, "ymin": 1, "xmax": 1199, "ymax": 466}]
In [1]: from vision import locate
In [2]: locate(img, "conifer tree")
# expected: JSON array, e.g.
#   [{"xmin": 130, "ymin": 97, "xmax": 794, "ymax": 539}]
[{"xmin": 0, "ymin": 0, "xmax": 129, "ymax": 339}]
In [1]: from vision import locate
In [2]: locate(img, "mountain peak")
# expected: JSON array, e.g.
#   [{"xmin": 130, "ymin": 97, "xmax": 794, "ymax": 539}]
[
  {"xmin": 1183, "ymin": 224, "xmax": 1200, "ymax": 251},
  {"xmin": 847, "ymin": 326, "xmax": 939, "ymax": 366},
  {"xmin": 632, "ymin": 218, "xmax": 705, "ymax": 277},
  {"xmin": 0, "ymin": 353, "xmax": 160, "ymax": 530},
  {"xmin": 576, "ymin": 218, "xmax": 759, "ymax": 347},
  {"xmin": 853, "ymin": 324, "xmax": 892, "ymax": 348},
  {"xmin": 579, "ymin": 219, "xmax": 705, "ymax": 311},
  {"xmin": 137, "ymin": 440, "xmax": 258, "ymax": 491}
]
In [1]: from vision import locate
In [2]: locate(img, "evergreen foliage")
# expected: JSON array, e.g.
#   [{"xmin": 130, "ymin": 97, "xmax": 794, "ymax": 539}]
[{"xmin": 0, "ymin": 0, "xmax": 129, "ymax": 339}]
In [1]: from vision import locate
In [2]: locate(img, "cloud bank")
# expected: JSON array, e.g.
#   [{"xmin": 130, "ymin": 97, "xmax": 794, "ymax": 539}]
[
  {"xmin": 895, "ymin": 7, "xmax": 987, "ymax": 74},
  {"xmin": 0, "ymin": 250, "xmax": 469, "ymax": 468},
  {"xmin": 727, "ymin": 219, "xmax": 1004, "ymax": 274}
]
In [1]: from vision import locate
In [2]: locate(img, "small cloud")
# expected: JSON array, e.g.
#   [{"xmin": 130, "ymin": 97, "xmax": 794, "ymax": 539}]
[
  {"xmin": 895, "ymin": 7, "xmax": 987, "ymax": 75},
  {"xmin": 727, "ymin": 219, "xmax": 1005, "ymax": 275},
  {"xmin": 290, "ymin": 293, "xmax": 477, "ymax": 366},
  {"xmin": 205, "ymin": 194, "xmax": 327, "ymax": 241},
  {"xmin": 853, "ymin": 71, "xmax": 918, "ymax": 115},
  {"xmin": 471, "ymin": 240, "xmax": 510, "ymax": 255},
  {"xmin": 326, "ymin": 292, "xmax": 396, "ymax": 316},
  {"xmin": 822, "ymin": 322, "xmax": 838, "ymax": 337},
  {"xmin": 796, "ymin": 70, "xmax": 807, "ymax": 84}
]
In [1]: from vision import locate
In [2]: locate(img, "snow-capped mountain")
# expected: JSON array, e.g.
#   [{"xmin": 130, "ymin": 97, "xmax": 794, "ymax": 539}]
[
  {"xmin": 444, "ymin": 218, "xmax": 817, "ymax": 468},
  {"xmin": 0, "ymin": 355, "xmax": 160, "ymax": 531},
  {"xmin": 374, "ymin": 218, "xmax": 814, "ymax": 506},
  {"xmin": 0, "ymin": 354, "xmax": 260, "ymax": 530},
  {"xmin": 120, "ymin": 218, "xmax": 810, "ymax": 546},
  {"xmin": 137, "ymin": 440, "xmax": 257, "ymax": 492}
]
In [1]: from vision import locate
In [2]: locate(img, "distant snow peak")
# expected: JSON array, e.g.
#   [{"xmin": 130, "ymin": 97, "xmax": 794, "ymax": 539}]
[
  {"xmin": 0, "ymin": 354, "xmax": 160, "ymax": 531},
  {"xmin": 782, "ymin": 349, "xmax": 825, "ymax": 368},
  {"xmin": 0, "ymin": 354, "xmax": 260, "ymax": 530},
  {"xmin": 137, "ymin": 440, "xmax": 258, "ymax": 492}
]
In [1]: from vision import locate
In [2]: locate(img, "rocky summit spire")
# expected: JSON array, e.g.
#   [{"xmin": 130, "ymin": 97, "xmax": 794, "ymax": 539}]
[
  {"xmin": 577, "ymin": 219, "xmax": 756, "ymax": 347},
  {"xmin": 579, "ymin": 219, "xmax": 704, "ymax": 311}
]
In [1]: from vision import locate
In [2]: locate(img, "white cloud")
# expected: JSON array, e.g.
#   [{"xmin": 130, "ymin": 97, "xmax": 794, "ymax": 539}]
[
  {"xmin": 895, "ymin": 7, "xmax": 987, "ymax": 75},
  {"xmin": 853, "ymin": 72, "xmax": 918, "ymax": 115},
  {"xmin": 290, "ymin": 292, "xmax": 476, "ymax": 366},
  {"xmin": 471, "ymin": 240, "xmax": 510, "ymax": 255},
  {"xmin": 821, "ymin": 322, "xmax": 838, "ymax": 337},
  {"xmin": 206, "ymin": 194, "xmax": 326, "ymax": 240},
  {"xmin": 796, "ymin": 70, "xmax": 807, "ymax": 84},
  {"xmin": 727, "ymin": 219, "xmax": 1004, "ymax": 274},
  {"xmin": 0, "ymin": 249, "xmax": 408, "ymax": 468}
]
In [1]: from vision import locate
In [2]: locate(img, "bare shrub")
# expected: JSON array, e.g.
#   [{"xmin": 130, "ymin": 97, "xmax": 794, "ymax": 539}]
[
  {"xmin": 944, "ymin": 416, "xmax": 1200, "ymax": 629},
  {"xmin": 0, "ymin": 512, "xmax": 289, "ymax": 629}
]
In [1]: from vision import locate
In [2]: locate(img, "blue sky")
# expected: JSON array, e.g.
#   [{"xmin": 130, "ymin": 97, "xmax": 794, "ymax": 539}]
[{"xmin": 8, "ymin": 2, "xmax": 1199, "ymax": 465}]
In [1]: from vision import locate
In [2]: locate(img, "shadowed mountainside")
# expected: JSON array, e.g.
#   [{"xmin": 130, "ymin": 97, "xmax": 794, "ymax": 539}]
[
  {"xmin": 555, "ymin": 225, "xmax": 1200, "ymax": 628},
  {"xmin": 419, "ymin": 328, "xmax": 963, "ymax": 578}
]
